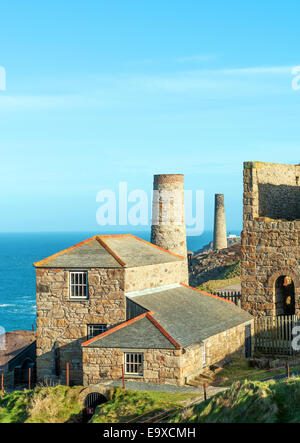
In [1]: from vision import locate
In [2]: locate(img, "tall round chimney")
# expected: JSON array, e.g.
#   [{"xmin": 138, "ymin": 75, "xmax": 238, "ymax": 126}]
[
  {"xmin": 150, "ymin": 174, "xmax": 188, "ymax": 283},
  {"xmin": 213, "ymin": 194, "xmax": 227, "ymax": 250}
]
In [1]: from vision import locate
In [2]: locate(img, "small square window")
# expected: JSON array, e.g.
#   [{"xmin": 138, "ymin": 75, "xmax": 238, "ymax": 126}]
[
  {"xmin": 124, "ymin": 353, "xmax": 143, "ymax": 376},
  {"xmin": 69, "ymin": 271, "xmax": 88, "ymax": 299},
  {"xmin": 87, "ymin": 324, "xmax": 107, "ymax": 340}
]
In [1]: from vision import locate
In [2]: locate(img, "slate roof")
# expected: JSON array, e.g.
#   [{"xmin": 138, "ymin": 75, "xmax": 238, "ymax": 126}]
[
  {"xmin": 0, "ymin": 330, "xmax": 36, "ymax": 370},
  {"xmin": 82, "ymin": 284, "xmax": 253, "ymax": 349},
  {"xmin": 34, "ymin": 234, "xmax": 183, "ymax": 269},
  {"xmin": 85, "ymin": 315, "xmax": 178, "ymax": 349}
]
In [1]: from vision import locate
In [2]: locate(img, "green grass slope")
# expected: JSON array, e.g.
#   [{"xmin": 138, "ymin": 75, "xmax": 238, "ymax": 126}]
[
  {"xmin": 0, "ymin": 386, "xmax": 83, "ymax": 423},
  {"xmin": 169, "ymin": 377, "xmax": 300, "ymax": 423},
  {"xmin": 90, "ymin": 387, "xmax": 198, "ymax": 423}
]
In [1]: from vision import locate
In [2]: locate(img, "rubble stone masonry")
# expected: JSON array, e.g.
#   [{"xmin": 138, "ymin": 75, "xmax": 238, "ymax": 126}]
[
  {"xmin": 35, "ymin": 267, "xmax": 126, "ymax": 384},
  {"xmin": 241, "ymin": 162, "xmax": 300, "ymax": 317}
]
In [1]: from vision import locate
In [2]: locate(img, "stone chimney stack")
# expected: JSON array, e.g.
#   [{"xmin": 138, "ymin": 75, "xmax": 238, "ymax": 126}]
[
  {"xmin": 213, "ymin": 194, "xmax": 227, "ymax": 250},
  {"xmin": 150, "ymin": 174, "xmax": 188, "ymax": 283}
]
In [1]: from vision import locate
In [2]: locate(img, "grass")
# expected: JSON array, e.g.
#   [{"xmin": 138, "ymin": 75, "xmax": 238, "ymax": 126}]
[
  {"xmin": 209, "ymin": 357, "xmax": 300, "ymax": 387},
  {"xmin": 197, "ymin": 260, "xmax": 241, "ymax": 293},
  {"xmin": 90, "ymin": 387, "xmax": 198, "ymax": 423},
  {"xmin": 169, "ymin": 377, "xmax": 300, "ymax": 423},
  {"xmin": 0, "ymin": 385, "xmax": 83, "ymax": 423},
  {"xmin": 198, "ymin": 277, "xmax": 241, "ymax": 293}
]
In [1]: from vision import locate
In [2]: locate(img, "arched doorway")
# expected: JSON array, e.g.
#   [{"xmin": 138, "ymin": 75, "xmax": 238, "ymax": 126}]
[
  {"xmin": 275, "ymin": 276, "xmax": 295, "ymax": 316},
  {"xmin": 83, "ymin": 392, "xmax": 107, "ymax": 422}
]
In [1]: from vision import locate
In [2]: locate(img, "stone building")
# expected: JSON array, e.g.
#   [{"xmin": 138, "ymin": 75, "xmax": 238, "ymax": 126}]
[
  {"xmin": 34, "ymin": 234, "xmax": 253, "ymax": 386},
  {"xmin": 241, "ymin": 161, "xmax": 300, "ymax": 317}
]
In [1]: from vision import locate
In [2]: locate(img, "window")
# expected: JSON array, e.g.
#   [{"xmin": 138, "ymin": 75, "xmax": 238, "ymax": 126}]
[
  {"xmin": 70, "ymin": 271, "xmax": 88, "ymax": 299},
  {"xmin": 124, "ymin": 353, "xmax": 143, "ymax": 376},
  {"xmin": 202, "ymin": 343, "xmax": 206, "ymax": 368},
  {"xmin": 87, "ymin": 324, "xmax": 107, "ymax": 340}
]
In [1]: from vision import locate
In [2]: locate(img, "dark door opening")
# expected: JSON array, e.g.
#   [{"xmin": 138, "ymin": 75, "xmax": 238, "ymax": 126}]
[
  {"xmin": 275, "ymin": 276, "xmax": 295, "ymax": 316},
  {"xmin": 245, "ymin": 324, "xmax": 252, "ymax": 358},
  {"xmin": 83, "ymin": 392, "xmax": 107, "ymax": 422}
]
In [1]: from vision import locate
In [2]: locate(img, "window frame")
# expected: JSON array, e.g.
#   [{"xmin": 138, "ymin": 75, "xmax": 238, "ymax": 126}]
[
  {"xmin": 124, "ymin": 352, "xmax": 144, "ymax": 376},
  {"xmin": 87, "ymin": 324, "xmax": 107, "ymax": 340},
  {"xmin": 69, "ymin": 270, "xmax": 89, "ymax": 300}
]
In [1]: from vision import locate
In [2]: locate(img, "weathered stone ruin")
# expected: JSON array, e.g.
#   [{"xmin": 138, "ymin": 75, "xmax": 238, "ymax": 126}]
[{"xmin": 241, "ymin": 162, "xmax": 300, "ymax": 317}]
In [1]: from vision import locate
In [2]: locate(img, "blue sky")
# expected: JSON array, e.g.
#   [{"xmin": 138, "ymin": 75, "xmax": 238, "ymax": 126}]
[{"xmin": 0, "ymin": 0, "xmax": 299, "ymax": 233}]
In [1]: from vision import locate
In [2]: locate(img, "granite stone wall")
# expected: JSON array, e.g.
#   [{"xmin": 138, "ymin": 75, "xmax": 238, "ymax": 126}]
[
  {"xmin": 35, "ymin": 267, "xmax": 126, "ymax": 384},
  {"xmin": 82, "ymin": 347, "xmax": 183, "ymax": 386},
  {"xmin": 124, "ymin": 261, "xmax": 187, "ymax": 293},
  {"xmin": 241, "ymin": 162, "xmax": 300, "ymax": 316}
]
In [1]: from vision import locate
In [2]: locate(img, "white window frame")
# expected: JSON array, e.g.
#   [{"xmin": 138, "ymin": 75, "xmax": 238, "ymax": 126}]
[
  {"xmin": 87, "ymin": 324, "xmax": 107, "ymax": 340},
  {"xmin": 69, "ymin": 271, "xmax": 88, "ymax": 300},
  {"xmin": 124, "ymin": 352, "xmax": 143, "ymax": 376}
]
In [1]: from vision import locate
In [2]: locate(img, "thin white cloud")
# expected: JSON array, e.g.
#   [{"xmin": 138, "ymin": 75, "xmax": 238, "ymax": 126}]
[
  {"xmin": 220, "ymin": 66, "xmax": 292, "ymax": 75},
  {"xmin": 0, "ymin": 65, "xmax": 294, "ymax": 112},
  {"xmin": 172, "ymin": 54, "xmax": 216, "ymax": 64}
]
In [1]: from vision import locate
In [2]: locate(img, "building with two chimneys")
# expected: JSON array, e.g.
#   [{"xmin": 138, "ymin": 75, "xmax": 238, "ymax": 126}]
[{"xmin": 34, "ymin": 174, "xmax": 253, "ymax": 386}]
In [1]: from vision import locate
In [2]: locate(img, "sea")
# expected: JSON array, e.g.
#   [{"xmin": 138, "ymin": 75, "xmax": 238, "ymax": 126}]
[{"xmin": 0, "ymin": 230, "xmax": 240, "ymax": 332}]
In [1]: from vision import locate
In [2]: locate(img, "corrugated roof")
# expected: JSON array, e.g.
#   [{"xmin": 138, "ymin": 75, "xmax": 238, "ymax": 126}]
[{"xmin": 34, "ymin": 234, "xmax": 183, "ymax": 268}]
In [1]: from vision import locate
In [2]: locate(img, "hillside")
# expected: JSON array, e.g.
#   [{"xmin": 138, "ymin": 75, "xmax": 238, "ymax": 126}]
[
  {"xmin": 90, "ymin": 387, "xmax": 198, "ymax": 423},
  {"xmin": 0, "ymin": 385, "xmax": 197, "ymax": 423},
  {"xmin": 0, "ymin": 386, "xmax": 83, "ymax": 423},
  {"xmin": 189, "ymin": 243, "xmax": 241, "ymax": 289},
  {"xmin": 169, "ymin": 377, "xmax": 300, "ymax": 423}
]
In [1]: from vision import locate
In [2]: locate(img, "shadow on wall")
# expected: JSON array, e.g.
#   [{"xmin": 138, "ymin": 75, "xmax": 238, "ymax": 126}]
[
  {"xmin": 37, "ymin": 338, "xmax": 85, "ymax": 386},
  {"xmin": 258, "ymin": 184, "xmax": 300, "ymax": 220}
]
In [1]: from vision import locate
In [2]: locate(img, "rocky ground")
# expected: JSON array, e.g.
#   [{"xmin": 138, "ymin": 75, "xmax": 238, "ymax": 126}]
[{"xmin": 189, "ymin": 243, "xmax": 241, "ymax": 288}]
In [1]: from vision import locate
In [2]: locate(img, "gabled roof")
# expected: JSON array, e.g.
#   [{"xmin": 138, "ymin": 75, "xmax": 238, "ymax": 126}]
[
  {"xmin": 82, "ymin": 311, "xmax": 180, "ymax": 349},
  {"xmin": 125, "ymin": 284, "xmax": 253, "ymax": 348},
  {"xmin": 33, "ymin": 234, "xmax": 184, "ymax": 269},
  {"xmin": 82, "ymin": 284, "xmax": 253, "ymax": 350}
]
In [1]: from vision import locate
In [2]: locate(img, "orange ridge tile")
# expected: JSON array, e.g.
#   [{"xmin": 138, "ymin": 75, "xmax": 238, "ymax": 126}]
[
  {"xmin": 146, "ymin": 313, "xmax": 181, "ymax": 348},
  {"xmin": 33, "ymin": 236, "xmax": 97, "ymax": 267},
  {"xmin": 96, "ymin": 236, "xmax": 126, "ymax": 267},
  {"xmin": 81, "ymin": 311, "xmax": 155, "ymax": 346},
  {"xmin": 180, "ymin": 283, "xmax": 235, "ymax": 305}
]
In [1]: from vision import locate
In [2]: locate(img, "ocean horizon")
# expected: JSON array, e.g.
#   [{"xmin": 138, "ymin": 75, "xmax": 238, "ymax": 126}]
[{"xmin": 0, "ymin": 229, "xmax": 241, "ymax": 332}]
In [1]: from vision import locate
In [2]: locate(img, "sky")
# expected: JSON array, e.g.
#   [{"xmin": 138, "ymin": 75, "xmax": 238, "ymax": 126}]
[{"xmin": 0, "ymin": 0, "xmax": 299, "ymax": 234}]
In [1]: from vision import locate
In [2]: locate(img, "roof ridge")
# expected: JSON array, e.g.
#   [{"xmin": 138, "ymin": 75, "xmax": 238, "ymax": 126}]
[
  {"xmin": 146, "ymin": 313, "xmax": 181, "ymax": 348},
  {"xmin": 81, "ymin": 311, "xmax": 155, "ymax": 347},
  {"xmin": 96, "ymin": 236, "xmax": 126, "ymax": 267},
  {"xmin": 128, "ymin": 234, "xmax": 185, "ymax": 260},
  {"xmin": 33, "ymin": 236, "xmax": 97, "ymax": 267},
  {"xmin": 180, "ymin": 283, "xmax": 235, "ymax": 305}
]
